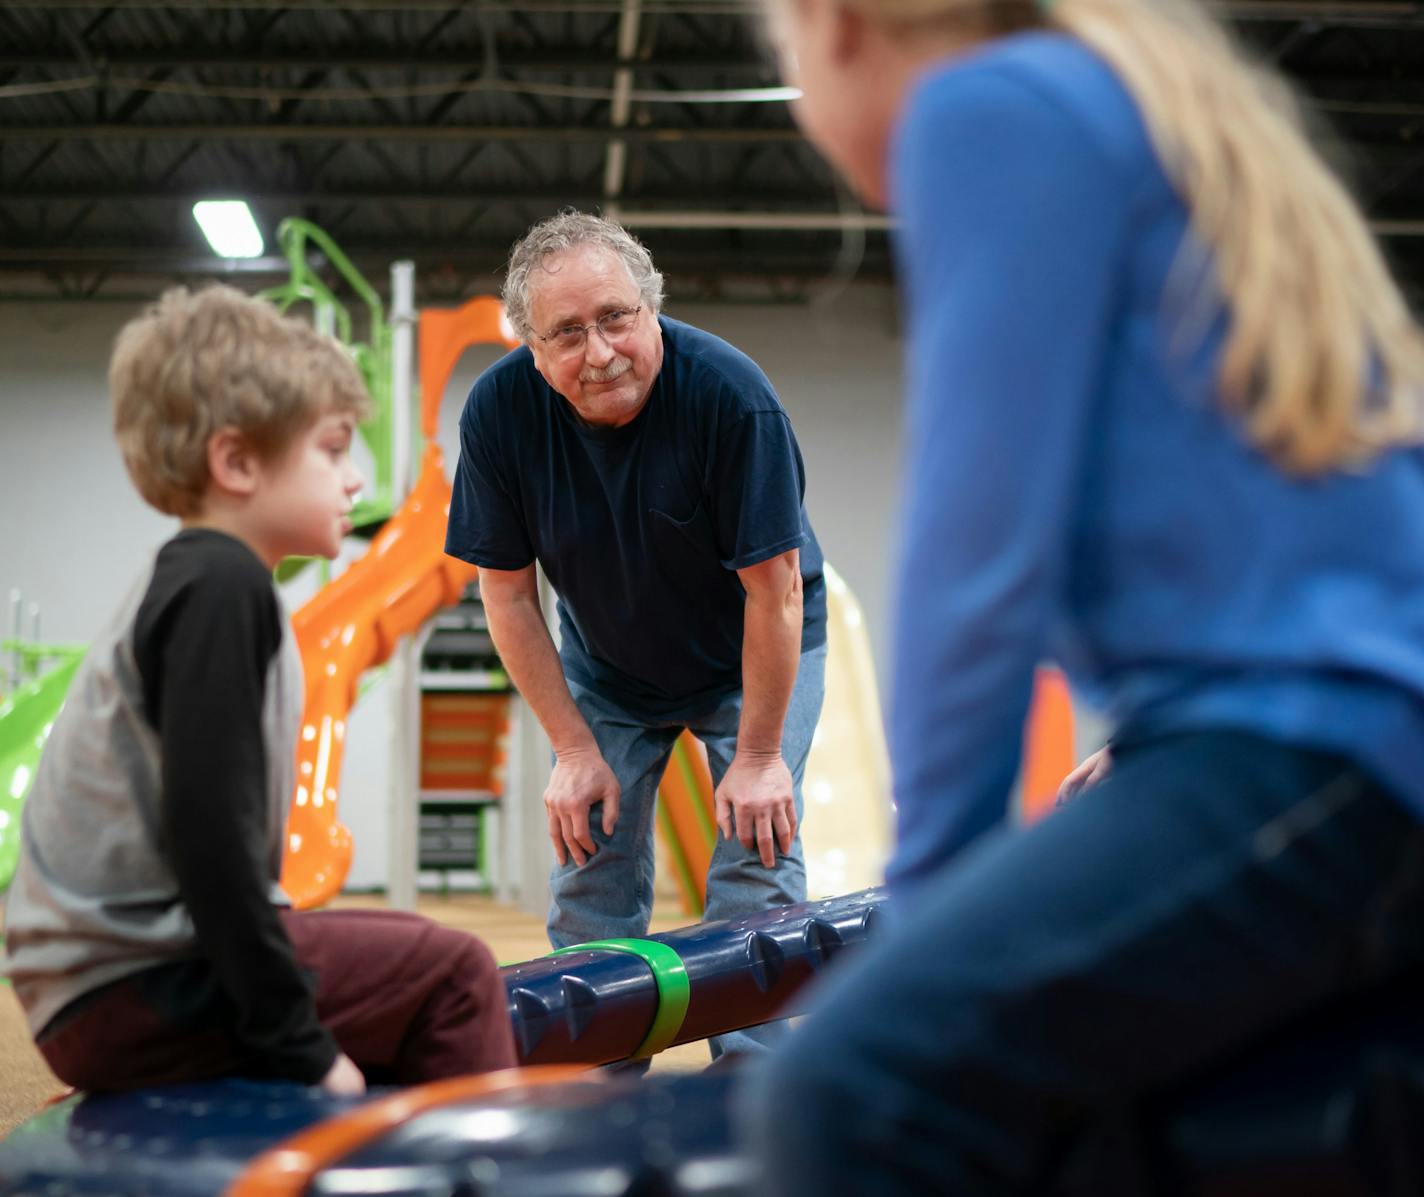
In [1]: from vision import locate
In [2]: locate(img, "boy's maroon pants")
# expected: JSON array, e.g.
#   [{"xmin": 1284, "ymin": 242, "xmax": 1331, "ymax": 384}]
[{"xmin": 37, "ymin": 908, "xmax": 518, "ymax": 1091}]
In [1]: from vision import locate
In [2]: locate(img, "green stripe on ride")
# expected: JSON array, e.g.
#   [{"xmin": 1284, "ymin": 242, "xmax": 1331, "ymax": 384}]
[
  {"xmin": 553, "ymin": 937, "xmax": 690, "ymax": 1059},
  {"xmin": 671, "ymin": 739, "xmax": 718, "ymax": 848},
  {"xmin": 655, "ymin": 801, "xmax": 701, "ymax": 917}
]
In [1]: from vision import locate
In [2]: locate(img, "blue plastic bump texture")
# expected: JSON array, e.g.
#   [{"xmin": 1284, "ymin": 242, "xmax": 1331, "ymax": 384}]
[
  {"xmin": 312, "ymin": 1071, "xmax": 745, "ymax": 1197},
  {"xmin": 0, "ymin": 1072, "xmax": 747, "ymax": 1197},
  {"xmin": 0, "ymin": 1080, "xmax": 362, "ymax": 1197},
  {"xmin": 9, "ymin": 970, "xmax": 1424, "ymax": 1194},
  {"xmin": 500, "ymin": 885, "xmax": 888, "ymax": 1066}
]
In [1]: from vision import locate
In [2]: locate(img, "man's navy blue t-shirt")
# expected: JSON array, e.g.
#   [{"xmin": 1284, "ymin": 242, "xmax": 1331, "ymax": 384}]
[{"xmin": 445, "ymin": 315, "xmax": 826, "ymax": 718}]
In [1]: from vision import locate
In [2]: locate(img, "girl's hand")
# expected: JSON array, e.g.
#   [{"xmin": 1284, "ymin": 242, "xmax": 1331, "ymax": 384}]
[{"xmin": 1057, "ymin": 746, "xmax": 1112, "ymax": 805}]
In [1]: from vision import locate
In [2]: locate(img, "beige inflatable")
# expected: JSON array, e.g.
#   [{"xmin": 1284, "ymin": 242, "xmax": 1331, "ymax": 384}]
[{"xmin": 799, "ymin": 563, "xmax": 894, "ymax": 898}]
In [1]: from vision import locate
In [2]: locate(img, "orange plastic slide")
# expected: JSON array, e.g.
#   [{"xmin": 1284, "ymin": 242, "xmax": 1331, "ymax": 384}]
[{"xmin": 281, "ymin": 297, "xmax": 517, "ymax": 909}]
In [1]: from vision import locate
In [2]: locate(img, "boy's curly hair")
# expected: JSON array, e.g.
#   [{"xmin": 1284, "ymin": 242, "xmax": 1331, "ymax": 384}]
[{"xmin": 111, "ymin": 285, "xmax": 371, "ymax": 517}]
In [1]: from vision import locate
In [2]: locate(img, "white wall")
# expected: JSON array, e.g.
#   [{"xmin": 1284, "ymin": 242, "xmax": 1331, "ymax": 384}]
[
  {"xmin": 677, "ymin": 291, "xmax": 904, "ymax": 670},
  {"xmin": 0, "ymin": 302, "xmax": 173, "ymax": 646}
]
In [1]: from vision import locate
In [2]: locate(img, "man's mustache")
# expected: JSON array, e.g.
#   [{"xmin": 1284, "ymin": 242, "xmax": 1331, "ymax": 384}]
[{"xmin": 580, "ymin": 356, "xmax": 633, "ymax": 383}]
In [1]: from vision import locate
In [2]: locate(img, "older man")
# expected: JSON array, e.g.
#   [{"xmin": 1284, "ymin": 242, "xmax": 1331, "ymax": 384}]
[{"xmin": 445, "ymin": 211, "xmax": 827, "ymax": 1058}]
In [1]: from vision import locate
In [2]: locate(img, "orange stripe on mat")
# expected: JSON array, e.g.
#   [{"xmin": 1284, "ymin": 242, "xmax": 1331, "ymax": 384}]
[{"xmin": 226, "ymin": 1064, "xmax": 593, "ymax": 1197}]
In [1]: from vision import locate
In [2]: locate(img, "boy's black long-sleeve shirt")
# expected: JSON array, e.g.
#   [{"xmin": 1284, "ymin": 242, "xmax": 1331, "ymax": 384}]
[{"xmin": 4, "ymin": 529, "xmax": 338, "ymax": 1083}]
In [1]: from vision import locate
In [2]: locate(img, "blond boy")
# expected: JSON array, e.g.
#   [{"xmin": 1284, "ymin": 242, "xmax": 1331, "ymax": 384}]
[{"xmin": 4, "ymin": 286, "xmax": 515, "ymax": 1093}]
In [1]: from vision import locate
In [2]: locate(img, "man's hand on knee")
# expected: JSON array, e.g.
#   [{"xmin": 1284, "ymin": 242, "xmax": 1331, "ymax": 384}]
[
  {"xmin": 544, "ymin": 748, "xmax": 621, "ymax": 867},
  {"xmin": 716, "ymin": 750, "xmax": 796, "ymax": 869}
]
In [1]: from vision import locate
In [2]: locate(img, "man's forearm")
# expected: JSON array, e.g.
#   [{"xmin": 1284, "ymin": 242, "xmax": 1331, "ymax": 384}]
[
  {"xmin": 483, "ymin": 594, "xmax": 597, "ymax": 756},
  {"xmin": 737, "ymin": 577, "xmax": 803, "ymax": 757}
]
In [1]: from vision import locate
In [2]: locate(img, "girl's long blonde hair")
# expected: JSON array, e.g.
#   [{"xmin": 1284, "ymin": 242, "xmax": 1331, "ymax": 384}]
[{"xmin": 857, "ymin": 0, "xmax": 1424, "ymax": 473}]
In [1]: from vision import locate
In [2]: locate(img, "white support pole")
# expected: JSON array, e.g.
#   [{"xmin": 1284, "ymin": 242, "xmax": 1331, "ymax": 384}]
[
  {"xmin": 390, "ymin": 260, "xmax": 416, "ymax": 501},
  {"xmin": 6, "ymin": 589, "xmax": 21, "ymax": 694},
  {"xmin": 500, "ymin": 566, "xmax": 556, "ymax": 918},
  {"xmin": 497, "ymin": 700, "xmax": 523, "ymax": 908},
  {"xmin": 505, "ymin": 694, "xmax": 553, "ymax": 918},
  {"xmin": 387, "ymin": 259, "xmax": 420, "ymax": 911}
]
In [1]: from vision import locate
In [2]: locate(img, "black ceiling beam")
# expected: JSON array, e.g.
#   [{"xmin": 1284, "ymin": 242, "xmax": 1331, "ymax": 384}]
[
  {"xmin": 2, "ymin": 191, "xmax": 1420, "ymax": 235},
  {"xmin": 0, "ymin": 123, "xmax": 802, "ymax": 144},
  {"xmin": 0, "ymin": 49, "xmax": 761, "ymax": 72},
  {"xmin": 0, "ymin": 186, "xmax": 849, "ymax": 206},
  {"xmin": 2, "ymin": 0, "xmax": 1420, "ymax": 18},
  {"xmin": 0, "ymin": 240, "xmax": 892, "ymax": 271},
  {"xmin": 1222, "ymin": 2, "xmax": 1424, "ymax": 25},
  {"xmin": 0, "ymin": 1, "xmax": 762, "ymax": 13},
  {"xmin": 0, "ymin": 273, "xmax": 871, "ymax": 306},
  {"xmin": 8, "ymin": 58, "xmax": 1423, "ymax": 93}
]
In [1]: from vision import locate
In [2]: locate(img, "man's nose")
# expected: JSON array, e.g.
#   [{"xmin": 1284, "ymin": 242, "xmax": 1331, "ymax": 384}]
[{"xmin": 583, "ymin": 326, "xmax": 616, "ymax": 365}]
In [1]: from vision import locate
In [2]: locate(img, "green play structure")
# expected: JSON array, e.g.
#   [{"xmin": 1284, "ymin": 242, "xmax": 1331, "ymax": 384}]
[
  {"xmin": 0, "ymin": 645, "xmax": 85, "ymax": 890},
  {"xmin": 259, "ymin": 217, "xmax": 400, "ymax": 542}
]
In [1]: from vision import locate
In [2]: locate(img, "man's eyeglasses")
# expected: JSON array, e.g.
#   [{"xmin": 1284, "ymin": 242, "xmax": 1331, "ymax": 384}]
[{"xmin": 538, "ymin": 306, "xmax": 642, "ymax": 356}]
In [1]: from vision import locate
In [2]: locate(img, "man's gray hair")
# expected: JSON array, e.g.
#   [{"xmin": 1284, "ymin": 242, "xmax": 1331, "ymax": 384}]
[{"xmin": 503, "ymin": 210, "xmax": 665, "ymax": 339}]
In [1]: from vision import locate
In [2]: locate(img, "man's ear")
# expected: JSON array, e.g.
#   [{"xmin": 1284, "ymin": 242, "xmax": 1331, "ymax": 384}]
[
  {"xmin": 206, "ymin": 426, "xmax": 261, "ymax": 497},
  {"xmin": 526, "ymin": 338, "xmax": 556, "ymax": 390}
]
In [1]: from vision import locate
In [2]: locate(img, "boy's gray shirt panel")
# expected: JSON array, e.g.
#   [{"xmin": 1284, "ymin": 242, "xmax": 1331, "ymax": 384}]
[{"xmin": 3, "ymin": 538, "xmax": 302, "ymax": 1041}]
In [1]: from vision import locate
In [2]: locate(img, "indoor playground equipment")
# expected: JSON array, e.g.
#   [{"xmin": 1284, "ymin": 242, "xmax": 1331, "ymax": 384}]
[
  {"xmin": 0, "ymin": 594, "xmax": 84, "ymax": 891},
  {"xmin": 503, "ymin": 887, "xmax": 886, "ymax": 1066},
  {"xmin": 245, "ymin": 220, "xmax": 525, "ymax": 907},
  {"xmin": 0, "ymin": 656, "xmax": 84, "ymax": 892},
  {"xmin": 5, "ymin": 889, "xmax": 1423, "ymax": 1196},
  {"xmin": 259, "ymin": 218, "xmax": 401, "ymax": 535},
  {"xmin": 280, "ymin": 278, "xmax": 520, "ymax": 909}
]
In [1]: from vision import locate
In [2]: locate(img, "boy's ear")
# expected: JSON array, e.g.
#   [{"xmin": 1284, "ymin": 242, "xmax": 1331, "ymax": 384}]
[
  {"xmin": 206, "ymin": 426, "xmax": 261, "ymax": 498},
  {"xmin": 789, "ymin": 0, "xmax": 862, "ymax": 68},
  {"xmin": 827, "ymin": 0, "xmax": 864, "ymax": 67}
]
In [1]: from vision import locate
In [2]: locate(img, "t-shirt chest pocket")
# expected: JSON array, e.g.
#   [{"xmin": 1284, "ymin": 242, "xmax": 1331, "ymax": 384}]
[
  {"xmin": 647, "ymin": 500, "xmax": 722, "ymax": 577},
  {"xmin": 643, "ymin": 444, "xmax": 709, "ymax": 542},
  {"xmin": 643, "ymin": 429, "xmax": 725, "ymax": 574}
]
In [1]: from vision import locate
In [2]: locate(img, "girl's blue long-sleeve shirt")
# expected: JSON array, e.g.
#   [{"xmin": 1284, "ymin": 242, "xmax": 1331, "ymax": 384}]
[{"xmin": 886, "ymin": 31, "xmax": 1424, "ymax": 900}]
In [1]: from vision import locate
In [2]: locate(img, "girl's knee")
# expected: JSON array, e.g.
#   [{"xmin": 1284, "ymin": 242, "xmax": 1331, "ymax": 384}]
[{"xmin": 738, "ymin": 1045, "xmax": 852, "ymax": 1195}]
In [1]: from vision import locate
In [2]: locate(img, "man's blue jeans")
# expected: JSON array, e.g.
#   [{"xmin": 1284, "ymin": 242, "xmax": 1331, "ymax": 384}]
[
  {"xmin": 548, "ymin": 642, "xmax": 828, "ymax": 1058},
  {"xmin": 740, "ymin": 728, "xmax": 1424, "ymax": 1195}
]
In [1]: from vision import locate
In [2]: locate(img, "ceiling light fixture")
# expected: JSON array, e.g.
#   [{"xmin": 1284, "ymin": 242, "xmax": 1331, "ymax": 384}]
[{"xmin": 192, "ymin": 200, "xmax": 264, "ymax": 259}]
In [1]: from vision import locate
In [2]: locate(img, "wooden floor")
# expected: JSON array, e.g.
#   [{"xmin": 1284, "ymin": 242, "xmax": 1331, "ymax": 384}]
[{"xmin": 0, "ymin": 892, "xmax": 707, "ymax": 1140}]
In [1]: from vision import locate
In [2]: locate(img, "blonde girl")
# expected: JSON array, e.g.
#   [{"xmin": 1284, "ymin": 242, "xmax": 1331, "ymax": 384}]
[{"xmin": 741, "ymin": 2, "xmax": 1424, "ymax": 1193}]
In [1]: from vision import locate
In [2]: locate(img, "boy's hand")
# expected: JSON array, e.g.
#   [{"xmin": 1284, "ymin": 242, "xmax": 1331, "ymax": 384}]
[
  {"xmin": 321, "ymin": 1052, "xmax": 367, "ymax": 1096},
  {"xmin": 1057, "ymin": 746, "xmax": 1112, "ymax": 805},
  {"xmin": 544, "ymin": 747, "xmax": 621, "ymax": 867}
]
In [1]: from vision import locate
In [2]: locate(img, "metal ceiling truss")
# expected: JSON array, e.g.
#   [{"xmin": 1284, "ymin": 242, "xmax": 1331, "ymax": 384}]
[{"xmin": 0, "ymin": 1, "xmax": 1422, "ymax": 305}]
